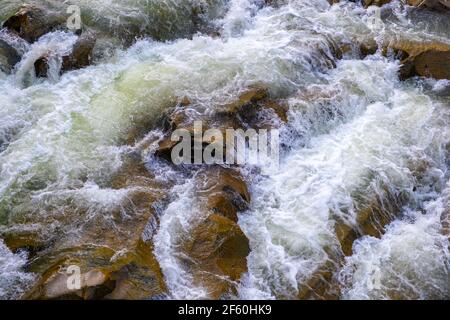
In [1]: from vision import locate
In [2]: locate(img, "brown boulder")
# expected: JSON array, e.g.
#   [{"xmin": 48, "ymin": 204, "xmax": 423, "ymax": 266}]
[
  {"xmin": 3, "ymin": 4, "xmax": 67, "ymax": 43},
  {"xmin": 62, "ymin": 33, "xmax": 96, "ymax": 71},
  {"xmin": 196, "ymin": 166, "xmax": 251, "ymax": 222},
  {"xmin": 400, "ymin": 49, "xmax": 450, "ymax": 80},
  {"xmin": 34, "ymin": 33, "xmax": 96, "ymax": 78},
  {"xmin": 363, "ymin": 0, "xmax": 393, "ymax": 7},
  {"xmin": 407, "ymin": 0, "xmax": 450, "ymax": 12},
  {"xmin": 379, "ymin": 39, "xmax": 450, "ymax": 80},
  {"xmin": 0, "ymin": 38, "xmax": 20, "ymax": 73},
  {"xmin": 154, "ymin": 86, "xmax": 287, "ymax": 163},
  {"xmin": 33, "ymin": 56, "xmax": 48, "ymax": 78},
  {"xmin": 298, "ymin": 187, "xmax": 409, "ymax": 299},
  {"xmin": 336, "ymin": 190, "xmax": 405, "ymax": 257},
  {"xmin": 218, "ymin": 85, "xmax": 269, "ymax": 114},
  {"xmin": 297, "ymin": 258, "xmax": 340, "ymax": 300},
  {"xmin": 180, "ymin": 167, "xmax": 251, "ymax": 299}
]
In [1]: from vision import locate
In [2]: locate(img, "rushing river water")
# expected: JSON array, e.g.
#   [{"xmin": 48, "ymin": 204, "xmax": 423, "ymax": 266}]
[{"xmin": 0, "ymin": 0, "xmax": 449, "ymax": 299}]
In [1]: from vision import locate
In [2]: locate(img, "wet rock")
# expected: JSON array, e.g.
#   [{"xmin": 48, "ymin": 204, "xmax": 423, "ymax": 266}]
[
  {"xmin": 0, "ymin": 38, "xmax": 20, "ymax": 73},
  {"xmin": 62, "ymin": 33, "xmax": 96, "ymax": 71},
  {"xmin": 387, "ymin": 39, "xmax": 450, "ymax": 57},
  {"xmin": 363, "ymin": 0, "xmax": 393, "ymax": 7},
  {"xmin": 34, "ymin": 33, "xmax": 96, "ymax": 78},
  {"xmin": 25, "ymin": 234, "xmax": 166, "ymax": 300},
  {"xmin": 33, "ymin": 56, "xmax": 48, "ymax": 78},
  {"xmin": 335, "ymin": 197, "xmax": 401, "ymax": 257},
  {"xmin": 196, "ymin": 167, "xmax": 251, "ymax": 221},
  {"xmin": 154, "ymin": 102, "xmax": 214, "ymax": 163},
  {"xmin": 236, "ymin": 98, "xmax": 288, "ymax": 129},
  {"xmin": 217, "ymin": 85, "xmax": 288, "ymax": 128},
  {"xmin": 360, "ymin": 42, "xmax": 379, "ymax": 57},
  {"xmin": 218, "ymin": 85, "xmax": 269, "ymax": 114},
  {"xmin": 0, "ymin": 225, "xmax": 47, "ymax": 257},
  {"xmin": 180, "ymin": 167, "xmax": 251, "ymax": 299},
  {"xmin": 298, "ymin": 188, "xmax": 408, "ymax": 299},
  {"xmin": 297, "ymin": 258, "xmax": 341, "ymax": 300},
  {"xmin": 20, "ymin": 159, "xmax": 168, "ymax": 299},
  {"xmin": 154, "ymin": 86, "xmax": 287, "ymax": 163},
  {"xmin": 441, "ymin": 182, "xmax": 450, "ymax": 239},
  {"xmin": 41, "ymin": 268, "xmax": 107, "ymax": 299},
  {"xmin": 400, "ymin": 49, "xmax": 450, "ymax": 80},
  {"xmin": 407, "ymin": 0, "xmax": 450, "ymax": 12},
  {"xmin": 3, "ymin": 4, "xmax": 67, "ymax": 43},
  {"xmin": 104, "ymin": 240, "xmax": 166, "ymax": 300},
  {"xmin": 376, "ymin": 39, "xmax": 450, "ymax": 80},
  {"xmin": 359, "ymin": 0, "xmax": 450, "ymax": 11}
]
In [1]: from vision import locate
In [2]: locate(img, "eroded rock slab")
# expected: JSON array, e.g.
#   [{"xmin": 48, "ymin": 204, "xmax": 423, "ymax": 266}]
[{"xmin": 180, "ymin": 167, "xmax": 251, "ymax": 299}]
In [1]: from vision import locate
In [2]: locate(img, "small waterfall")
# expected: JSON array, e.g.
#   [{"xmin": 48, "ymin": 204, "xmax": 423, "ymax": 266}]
[
  {"xmin": 13, "ymin": 31, "xmax": 79, "ymax": 87},
  {"xmin": 153, "ymin": 177, "xmax": 209, "ymax": 299},
  {"xmin": 0, "ymin": 29, "xmax": 30, "ymax": 56}
]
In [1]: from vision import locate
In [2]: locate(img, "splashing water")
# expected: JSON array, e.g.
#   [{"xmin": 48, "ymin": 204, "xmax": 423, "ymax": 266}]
[
  {"xmin": 14, "ymin": 31, "xmax": 79, "ymax": 86},
  {"xmin": 339, "ymin": 180, "xmax": 450, "ymax": 300},
  {"xmin": 0, "ymin": 240, "xmax": 35, "ymax": 299},
  {"xmin": 0, "ymin": 0, "xmax": 448, "ymax": 299}
]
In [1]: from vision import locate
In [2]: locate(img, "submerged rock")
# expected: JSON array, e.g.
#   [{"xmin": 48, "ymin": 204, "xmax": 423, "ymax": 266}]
[
  {"xmin": 62, "ymin": 33, "xmax": 96, "ymax": 71},
  {"xmin": 180, "ymin": 167, "xmax": 251, "ymax": 299},
  {"xmin": 407, "ymin": 0, "xmax": 450, "ymax": 12},
  {"xmin": 0, "ymin": 38, "xmax": 20, "ymax": 73},
  {"xmin": 17, "ymin": 159, "xmax": 167, "ymax": 300},
  {"xmin": 362, "ymin": 0, "xmax": 393, "ymax": 7},
  {"xmin": 2, "ymin": 4, "xmax": 67, "ymax": 43},
  {"xmin": 155, "ymin": 85, "xmax": 287, "ymax": 163}
]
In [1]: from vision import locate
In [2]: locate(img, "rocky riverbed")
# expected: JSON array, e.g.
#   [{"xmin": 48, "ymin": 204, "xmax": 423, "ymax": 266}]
[{"xmin": 0, "ymin": 0, "xmax": 449, "ymax": 300}]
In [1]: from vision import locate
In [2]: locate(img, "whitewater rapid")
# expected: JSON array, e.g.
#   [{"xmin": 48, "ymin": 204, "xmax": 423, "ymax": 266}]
[{"xmin": 0, "ymin": 0, "xmax": 448, "ymax": 299}]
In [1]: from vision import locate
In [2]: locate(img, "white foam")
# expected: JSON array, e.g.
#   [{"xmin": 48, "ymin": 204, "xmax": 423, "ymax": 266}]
[
  {"xmin": 339, "ymin": 182, "xmax": 450, "ymax": 300},
  {"xmin": 238, "ymin": 57, "xmax": 449, "ymax": 298},
  {"xmin": 0, "ymin": 240, "xmax": 36, "ymax": 300}
]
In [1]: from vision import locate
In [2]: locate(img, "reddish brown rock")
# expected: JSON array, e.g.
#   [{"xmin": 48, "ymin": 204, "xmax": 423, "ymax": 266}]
[
  {"xmin": 180, "ymin": 167, "xmax": 251, "ymax": 299},
  {"xmin": 62, "ymin": 33, "xmax": 96, "ymax": 71},
  {"xmin": 363, "ymin": 0, "xmax": 393, "ymax": 8},
  {"xmin": 3, "ymin": 4, "xmax": 67, "ymax": 43},
  {"xmin": 407, "ymin": 0, "xmax": 450, "ymax": 12}
]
